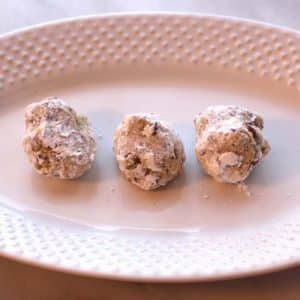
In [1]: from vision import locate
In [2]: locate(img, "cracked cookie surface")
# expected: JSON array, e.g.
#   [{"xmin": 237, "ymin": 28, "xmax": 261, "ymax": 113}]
[
  {"xmin": 23, "ymin": 97, "xmax": 96, "ymax": 179},
  {"xmin": 113, "ymin": 114, "xmax": 185, "ymax": 190},
  {"xmin": 194, "ymin": 105, "xmax": 270, "ymax": 183}
]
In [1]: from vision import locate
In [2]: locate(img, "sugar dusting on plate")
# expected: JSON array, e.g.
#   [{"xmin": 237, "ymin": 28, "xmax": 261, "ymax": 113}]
[{"xmin": 237, "ymin": 182, "xmax": 251, "ymax": 197}]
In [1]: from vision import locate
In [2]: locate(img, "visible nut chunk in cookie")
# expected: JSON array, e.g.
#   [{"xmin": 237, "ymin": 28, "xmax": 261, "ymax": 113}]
[
  {"xmin": 23, "ymin": 97, "xmax": 97, "ymax": 179},
  {"xmin": 113, "ymin": 114, "xmax": 185, "ymax": 190},
  {"xmin": 194, "ymin": 105, "xmax": 270, "ymax": 183}
]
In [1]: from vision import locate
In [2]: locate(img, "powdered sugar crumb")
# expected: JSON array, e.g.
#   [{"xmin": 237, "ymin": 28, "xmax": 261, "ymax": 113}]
[{"xmin": 237, "ymin": 182, "xmax": 251, "ymax": 197}]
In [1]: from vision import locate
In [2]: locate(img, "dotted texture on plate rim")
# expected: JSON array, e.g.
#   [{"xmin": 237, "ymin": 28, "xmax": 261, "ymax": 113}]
[
  {"xmin": 0, "ymin": 15, "xmax": 300, "ymax": 280},
  {"xmin": 0, "ymin": 15, "xmax": 299, "ymax": 93},
  {"xmin": 0, "ymin": 205, "xmax": 299, "ymax": 279}
]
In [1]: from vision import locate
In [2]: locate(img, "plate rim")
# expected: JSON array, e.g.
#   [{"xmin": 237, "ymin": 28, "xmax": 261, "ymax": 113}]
[
  {"xmin": 0, "ymin": 248, "xmax": 299, "ymax": 282},
  {"xmin": 1, "ymin": 11, "xmax": 299, "ymax": 40}
]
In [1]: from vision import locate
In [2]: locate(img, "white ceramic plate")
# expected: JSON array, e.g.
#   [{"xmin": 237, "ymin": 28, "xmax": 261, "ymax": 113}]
[{"xmin": 0, "ymin": 13, "xmax": 300, "ymax": 282}]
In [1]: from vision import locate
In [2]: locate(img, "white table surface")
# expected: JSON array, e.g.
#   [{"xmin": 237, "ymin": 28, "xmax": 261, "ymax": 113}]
[{"xmin": 1, "ymin": 0, "xmax": 300, "ymax": 299}]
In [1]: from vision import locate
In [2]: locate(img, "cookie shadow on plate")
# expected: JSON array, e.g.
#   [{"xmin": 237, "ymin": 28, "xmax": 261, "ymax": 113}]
[{"xmin": 29, "ymin": 170, "xmax": 98, "ymax": 204}]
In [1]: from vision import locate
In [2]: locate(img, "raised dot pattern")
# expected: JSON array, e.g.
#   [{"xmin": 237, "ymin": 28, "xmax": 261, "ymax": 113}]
[
  {"xmin": 0, "ymin": 16, "xmax": 299, "ymax": 92},
  {"xmin": 0, "ymin": 203, "xmax": 299, "ymax": 280},
  {"xmin": 0, "ymin": 15, "xmax": 299, "ymax": 280}
]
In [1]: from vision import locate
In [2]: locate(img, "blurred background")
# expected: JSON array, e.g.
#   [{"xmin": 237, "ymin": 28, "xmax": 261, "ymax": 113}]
[{"xmin": 0, "ymin": 0, "xmax": 300, "ymax": 34}]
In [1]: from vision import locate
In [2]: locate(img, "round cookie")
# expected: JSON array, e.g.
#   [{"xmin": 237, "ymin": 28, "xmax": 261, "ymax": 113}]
[
  {"xmin": 194, "ymin": 105, "xmax": 270, "ymax": 183},
  {"xmin": 113, "ymin": 113, "xmax": 185, "ymax": 190},
  {"xmin": 23, "ymin": 97, "xmax": 96, "ymax": 179}
]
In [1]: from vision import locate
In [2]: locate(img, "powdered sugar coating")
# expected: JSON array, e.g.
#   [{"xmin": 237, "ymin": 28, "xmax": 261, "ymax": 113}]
[
  {"xmin": 23, "ymin": 97, "xmax": 96, "ymax": 179},
  {"xmin": 194, "ymin": 105, "xmax": 270, "ymax": 183},
  {"xmin": 113, "ymin": 113, "xmax": 185, "ymax": 190}
]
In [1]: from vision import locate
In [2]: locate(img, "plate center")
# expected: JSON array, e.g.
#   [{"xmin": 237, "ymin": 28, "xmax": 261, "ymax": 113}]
[{"xmin": 1, "ymin": 68, "xmax": 299, "ymax": 232}]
